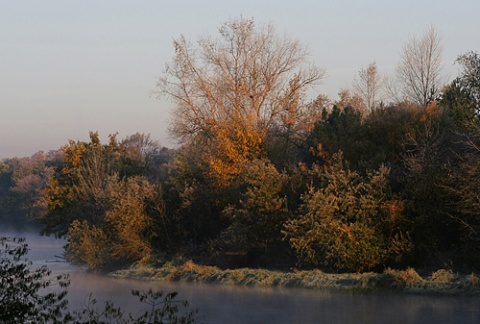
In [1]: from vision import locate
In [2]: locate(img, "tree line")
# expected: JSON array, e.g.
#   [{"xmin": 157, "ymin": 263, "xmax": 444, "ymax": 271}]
[{"xmin": 1, "ymin": 18, "xmax": 479, "ymax": 273}]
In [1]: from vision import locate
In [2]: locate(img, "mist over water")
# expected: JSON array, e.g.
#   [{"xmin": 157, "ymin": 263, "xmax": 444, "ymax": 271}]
[{"xmin": 2, "ymin": 222, "xmax": 480, "ymax": 324}]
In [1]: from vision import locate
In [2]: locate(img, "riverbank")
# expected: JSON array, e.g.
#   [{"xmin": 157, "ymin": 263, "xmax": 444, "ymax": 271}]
[{"xmin": 109, "ymin": 259, "xmax": 480, "ymax": 296}]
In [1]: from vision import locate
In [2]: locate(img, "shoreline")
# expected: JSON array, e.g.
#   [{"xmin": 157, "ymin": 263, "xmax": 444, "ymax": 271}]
[{"xmin": 109, "ymin": 260, "xmax": 480, "ymax": 297}]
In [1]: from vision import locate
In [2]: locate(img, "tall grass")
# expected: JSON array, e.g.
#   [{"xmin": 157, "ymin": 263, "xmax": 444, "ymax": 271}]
[{"xmin": 110, "ymin": 261, "xmax": 480, "ymax": 295}]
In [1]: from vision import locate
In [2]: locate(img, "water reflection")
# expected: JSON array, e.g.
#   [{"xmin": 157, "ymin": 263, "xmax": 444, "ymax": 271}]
[{"xmin": 2, "ymin": 222, "xmax": 480, "ymax": 323}]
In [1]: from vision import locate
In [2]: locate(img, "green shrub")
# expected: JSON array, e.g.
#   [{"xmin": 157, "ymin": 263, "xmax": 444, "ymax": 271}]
[{"xmin": 284, "ymin": 153, "xmax": 411, "ymax": 272}]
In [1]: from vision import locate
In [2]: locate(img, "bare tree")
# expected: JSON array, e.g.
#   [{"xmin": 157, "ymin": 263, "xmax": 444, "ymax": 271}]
[
  {"xmin": 156, "ymin": 17, "xmax": 324, "ymax": 184},
  {"xmin": 383, "ymin": 74, "xmax": 402, "ymax": 105},
  {"xmin": 157, "ymin": 17, "xmax": 324, "ymax": 142},
  {"xmin": 395, "ymin": 26, "xmax": 444, "ymax": 106},
  {"xmin": 353, "ymin": 61, "xmax": 383, "ymax": 112},
  {"xmin": 121, "ymin": 133, "xmax": 162, "ymax": 170}
]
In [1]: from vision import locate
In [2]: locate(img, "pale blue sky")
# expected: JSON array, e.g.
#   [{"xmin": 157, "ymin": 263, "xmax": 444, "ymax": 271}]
[{"xmin": 1, "ymin": 0, "xmax": 479, "ymax": 158}]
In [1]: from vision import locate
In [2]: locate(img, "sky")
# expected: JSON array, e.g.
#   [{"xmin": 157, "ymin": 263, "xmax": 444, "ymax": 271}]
[{"xmin": 1, "ymin": 0, "xmax": 479, "ymax": 159}]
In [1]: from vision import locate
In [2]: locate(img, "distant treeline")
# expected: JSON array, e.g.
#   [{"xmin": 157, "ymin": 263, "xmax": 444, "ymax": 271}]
[
  {"xmin": 1, "ymin": 18, "xmax": 479, "ymax": 273},
  {"xmin": 1, "ymin": 101, "xmax": 479, "ymax": 273}
]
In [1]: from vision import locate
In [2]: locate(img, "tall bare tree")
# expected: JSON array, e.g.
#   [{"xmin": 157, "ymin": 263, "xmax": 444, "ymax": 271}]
[
  {"xmin": 157, "ymin": 17, "xmax": 324, "ymax": 184},
  {"xmin": 159, "ymin": 17, "xmax": 324, "ymax": 140},
  {"xmin": 353, "ymin": 61, "xmax": 383, "ymax": 112},
  {"xmin": 395, "ymin": 26, "xmax": 444, "ymax": 106}
]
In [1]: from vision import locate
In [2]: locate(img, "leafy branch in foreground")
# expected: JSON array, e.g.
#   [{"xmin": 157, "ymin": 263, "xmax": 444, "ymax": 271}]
[
  {"xmin": 0, "ymin": 236, "xmax": 70, "ymax": 323},
  {"xmin": 1, "ymin": 237, "xmax": 200, "ymax": 324},
  {"xmin": 67, "ymin": 289, "xmax": 199, "ymax": 324}
]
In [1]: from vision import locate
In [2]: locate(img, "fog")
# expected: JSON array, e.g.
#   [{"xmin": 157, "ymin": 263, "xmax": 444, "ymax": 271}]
[{"xmin": 3, "ymin": 222, "xmax": 480, "ymax": 324}]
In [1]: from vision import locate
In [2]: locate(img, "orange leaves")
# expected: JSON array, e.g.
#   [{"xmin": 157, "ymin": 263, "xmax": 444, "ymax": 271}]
[
  {"xmin": 283, "ymin": 117, "xmax": 296, "ymax": 126},
  {"xmin": 309, "ymin": 143, "xmax": 328, "ymax": 159},
  {"xmin": 61, "ymin": 141, "xmax": 86, "ymax": 175},
  {"xmin": 208, "ymin": 121, "xmax": 265, "ymax": 186},
  {"xmin": 338, "ymin": 223, "xmax": 354, "ymax": 242},
  {"xmin": 209, "ymin": 159, "xmax": 240, "ymax": 187},
  {"xmin": 419, "ymin": 101, "xmax": 441, "ymax": 123}
]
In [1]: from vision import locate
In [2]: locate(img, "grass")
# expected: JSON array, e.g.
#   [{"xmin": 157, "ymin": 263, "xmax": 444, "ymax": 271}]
[{"xmin": 109, "ymin": 260, "xmax": 480, "ymax": 296}]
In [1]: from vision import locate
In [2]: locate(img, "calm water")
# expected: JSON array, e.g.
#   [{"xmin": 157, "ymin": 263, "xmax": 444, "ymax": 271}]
[{"xmin": 2, "ymin": 222, "xmax": 480, "ymax": 323}]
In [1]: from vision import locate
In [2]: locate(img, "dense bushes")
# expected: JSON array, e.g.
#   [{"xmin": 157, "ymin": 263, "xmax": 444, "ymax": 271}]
[
  {"xmin": 0, "ymin": 101, "xmax": 476, "ymax": 273},
  {"xmin": 215, "ymin": 159, "xmax": 290, "ymax": 264},
  {"xmin": 283, "ymin": 154, "xmax": 411, "ymax": 272},
  {"xmin": 0, "ymin": 99, "xmax": 476, "ymax": 273},
  {"xmin": 66, "ymin": 175, "xmax": 165, "ymax": 269}
]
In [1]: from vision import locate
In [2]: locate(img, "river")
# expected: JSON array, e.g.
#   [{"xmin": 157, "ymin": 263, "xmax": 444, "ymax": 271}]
[{"xmin": 2, "ymin": 222, "xmax": 480, "ymax": 323}]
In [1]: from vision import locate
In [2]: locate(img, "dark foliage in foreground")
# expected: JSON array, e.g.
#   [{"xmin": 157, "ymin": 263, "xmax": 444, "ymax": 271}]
[
  {"xmin": 0, "ymin": 237, "xmax": 200, "ymax": 324},
  {"xmin": 0, "ymin": 237, "xmax": 69, "ymax": 323}
]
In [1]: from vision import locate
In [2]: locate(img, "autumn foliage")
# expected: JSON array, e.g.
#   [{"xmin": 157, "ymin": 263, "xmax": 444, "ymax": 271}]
[{"xmin": 1, "ymin": 19, "xmax": 479, "ymax": 273}]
